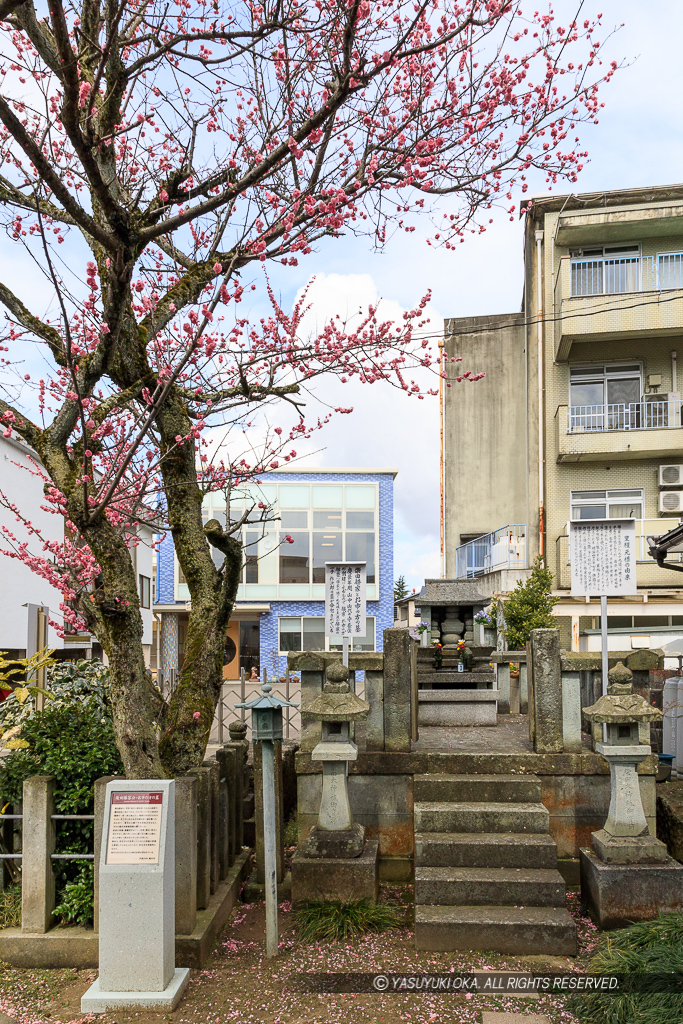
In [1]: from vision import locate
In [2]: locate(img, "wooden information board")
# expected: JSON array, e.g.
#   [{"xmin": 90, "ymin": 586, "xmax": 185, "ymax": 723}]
[{"xmin": 106, "ymin": 791, "xmax": 163, "ymax": 865}]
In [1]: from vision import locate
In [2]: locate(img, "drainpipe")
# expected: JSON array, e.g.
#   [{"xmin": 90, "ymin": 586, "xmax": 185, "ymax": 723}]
[
  {"xmin": 535, "ymin": 229, "xmax": 545, "ymax": 561},
  {"xmin": 439, "ymin": 337, "xmax": 445, "ymax": 577},
  {"xmin": 672, "ymin": 350, "xmax": 678, "ymax": 393}
]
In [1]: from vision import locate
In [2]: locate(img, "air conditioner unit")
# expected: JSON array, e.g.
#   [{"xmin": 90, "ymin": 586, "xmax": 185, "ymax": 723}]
[
  {"xmin": 660, "ymin": 490, "xmax": 683, "ymax": 513},
  {"xmin": 646, "ymin": 392, "xmax": 681, "ymax": 403},
  {"xmin": 659, "ymin": 464, "xmax": 683, "ymax": 487}
]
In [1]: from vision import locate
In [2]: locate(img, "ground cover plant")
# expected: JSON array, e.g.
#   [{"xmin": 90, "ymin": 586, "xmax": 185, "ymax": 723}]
[
  {"xmin": 294, "ymin": 896, "xmax": 401, "ymax": 942},
  {"xmin": 566, "ymin": 912, "xmax": 683, "ymax": 1024}
]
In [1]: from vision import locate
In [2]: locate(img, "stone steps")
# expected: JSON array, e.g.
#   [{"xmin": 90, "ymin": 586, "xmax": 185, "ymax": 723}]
[
  {"xmin": 414, "ymin": 905, "xmax": 577, "ymax": 955},
  {"xmin": 413, "ymin": 772, "xmax": 577, "ymax": 954},
  {"xmin": 414, "ymin": 831, "xmax": 558, "ymax": 869},
  {"xmin": 414, "ymin": 801, "xmax": 549, "ymax": 834},
  {"xmin": 415, "ymin": 866, "xmax": 567, "ymax": 907},
  {"xmin": 414, "ymin": 774, "xmax": 542, "ymax": 804}
]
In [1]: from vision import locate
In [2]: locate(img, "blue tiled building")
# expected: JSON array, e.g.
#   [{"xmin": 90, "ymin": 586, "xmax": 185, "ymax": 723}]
[{"xmin": 154, "ymin": 468, "xmax": 396, "ymax": 682}]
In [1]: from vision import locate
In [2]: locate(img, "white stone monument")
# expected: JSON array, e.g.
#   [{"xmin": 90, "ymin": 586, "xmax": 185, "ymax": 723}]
[{"xmin": 81, "ymin": 779, "xmax": 190, "ymax": 1013}]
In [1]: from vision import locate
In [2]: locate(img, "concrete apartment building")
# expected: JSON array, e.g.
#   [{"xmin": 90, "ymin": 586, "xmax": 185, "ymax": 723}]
[{"xmin": 444, "ymin": 183, "xmax": 683, "ymax": 651}]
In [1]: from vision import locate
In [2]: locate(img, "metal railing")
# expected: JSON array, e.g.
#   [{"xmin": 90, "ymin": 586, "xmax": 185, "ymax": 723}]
[
  {"xmin": 568, "ymin": 400, "xmax": 681, "ymax": 433},
  {"xmin": 569, "ymin": 253, "xmax": 683, "ymax": 297},
  {"xmin": 209, "ymin": 667, "xmax": 367, "ymax": 742},
  {"xmin": 455, "ymin": 524, "xmax": 526, "ymax": 579}
]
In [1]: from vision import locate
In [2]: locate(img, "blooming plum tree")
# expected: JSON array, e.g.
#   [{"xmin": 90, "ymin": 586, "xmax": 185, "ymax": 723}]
[{"xmin": 0, "ymin": 0, "xmax": 616, "ymax": 775}]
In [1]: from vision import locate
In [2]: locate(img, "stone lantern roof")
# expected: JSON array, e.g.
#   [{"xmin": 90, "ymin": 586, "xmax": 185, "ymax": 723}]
[
  {"xmin": 301, "ymin": 661, "xmax": 370, "ymax": 722},
  {"xmin": 583, "ymin": 661, "xmax": 662, "ymax": 725}
]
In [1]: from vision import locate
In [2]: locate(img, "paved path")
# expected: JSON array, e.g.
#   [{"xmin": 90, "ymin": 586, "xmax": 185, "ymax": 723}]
[{"xmin": 481, "ymin": 1013, "xmax": 550, "ymax": 1024}]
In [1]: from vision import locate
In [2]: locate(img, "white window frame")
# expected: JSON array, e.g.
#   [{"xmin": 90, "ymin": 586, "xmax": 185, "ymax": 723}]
[
  {"xmin": 569, "ymin": 488, "xmax": 644, "ymax": 522},
  {"xmin": 278, "ymin": 615, "xmax": 376, "ymax": 654}
]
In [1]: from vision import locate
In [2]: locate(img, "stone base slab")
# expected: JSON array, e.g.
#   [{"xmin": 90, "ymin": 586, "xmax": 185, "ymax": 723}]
[
  {"xmin": 291, "ymin": 840, "xmax": 379, "ymax": 905},
  {"xmin": 591, "ymin": 828, "xmax": 669, "ymax": 864},
  {"xmin": 299, "ymin": 823, "xmax": 366, "ymax": 858},
  {"xmin": 580, "ymin": 847, "xmax": 683, "ymax": 929},
  {"xmin": 81, "ymin": 967, "xmax": 190, "ymax": 1013},
  {"xmin": 418, "ymin": 690, "xmax": 499, "ymax": 727}
]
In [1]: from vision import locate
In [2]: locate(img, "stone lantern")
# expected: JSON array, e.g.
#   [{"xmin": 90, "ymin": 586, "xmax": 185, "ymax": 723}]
[
  {"xmin": 292, "ymin": 661, "xmax": 379, "ymax": 903},
  {"xmin": 580, "ymin": 661, "xmax": 683, "ymax": 928}
]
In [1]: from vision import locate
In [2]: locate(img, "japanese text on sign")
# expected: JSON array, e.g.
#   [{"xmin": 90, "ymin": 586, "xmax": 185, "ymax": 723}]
[
  {"xmin": 569, "ymin": 519, "xmax": 637, "ymax": 597},
  {"xmin": 106, "ymin": 791, "xmax": 163, "ymax": 865},
  {"xmin": 325, "ymin": 562, "xmax": 367, "ymax": 637}
]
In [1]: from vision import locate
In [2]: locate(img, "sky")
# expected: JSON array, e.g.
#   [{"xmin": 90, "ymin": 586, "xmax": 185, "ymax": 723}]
[
  {"xmin": 257, "ymin": 0, "xmax": 683, "ymax": 592},
  {"xmin": 2, "ymin": 0, "xmax": 682, "ymax": 593}
]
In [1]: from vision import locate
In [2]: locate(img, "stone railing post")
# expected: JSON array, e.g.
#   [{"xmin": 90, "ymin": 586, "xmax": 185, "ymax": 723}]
[
  {"xmin": 189, "ymin": 767, "xmax": 211, "ymax": 910},
  {"xmin": 292, "ymin": 654, "xmax": 325, "ymax": 751},
  {"xmin": 561, "ymin": 669, "xmax": 582, "ymax": 753},
  {"xmin": 216, "ymin": 745, "xmax": 236, "ymax": 871},
  {"xmin": 21, "ymin": 775, "xmax": 56, "ymax": 933},
  {"xmin": 203, "ymin": 760, "xmax": 220, "ymax": 895},
  {"xmin": 365, "ymin": 667, "xmax": 385, "ymax": 750},
  {"xmin": 497, "ymin": 662, "xmax": 511, "ymax": 715},
  {"xmin": 175, "ymin": 774, "xmax": 198, "ymax": 936},
  {"xmin": 529, "ymin": 629, "xmax": 564, "ymax": 753},
  {"xmin": 93, "ymin": 775, "xmax": 121, "ymax": 933},
  {"xmin": 382, "ymin": 628, "xmax": 411, "ymax": 752}
]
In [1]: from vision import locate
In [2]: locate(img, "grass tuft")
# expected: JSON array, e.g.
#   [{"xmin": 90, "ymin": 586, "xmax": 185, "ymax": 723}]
[
  {"xmin": 294, "ymin": 897, "xmax": 400, "ymax": 943},
  {"xmin": 0, "ymin": 883, "xmax": 21, "ymax": 928},
  {"xmin": 567, "ymin": 912, "xmax": 683, "ymax": 1024}
]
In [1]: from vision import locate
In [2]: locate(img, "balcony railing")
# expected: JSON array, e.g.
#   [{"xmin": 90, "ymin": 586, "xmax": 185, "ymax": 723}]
[
  {"xmin": 568, "ymin": 400, "xmax": 681, "ymax": 434},
  {"xmin": 569, "ymin": 252, "xmax": 683, "ymax": 297},
  {"xmin": 455, "ymin": 525, "xmax": 526, "ymax": 579}
]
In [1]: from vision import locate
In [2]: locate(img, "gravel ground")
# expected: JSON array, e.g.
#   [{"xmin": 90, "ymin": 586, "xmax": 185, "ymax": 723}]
[{"xmin": 0, "ymin": 889, "xmax": 599, "ymax": 1024}]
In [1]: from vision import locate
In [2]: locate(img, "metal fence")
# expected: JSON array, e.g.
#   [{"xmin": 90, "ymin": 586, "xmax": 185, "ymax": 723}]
[
  {"xmin": 569, "ymin": 252, "xmax": 683, "ymax": 297},
  {"xmin": 209, "ymin": 667, "xmax": 366, "ymax": 742},
  {"xmin": 568, "ymin": 400, "xmax": 681, "ymax": 433},
  {"xmin": 455, "ymin": 525, "xmax": 526, "ymax": 579}
]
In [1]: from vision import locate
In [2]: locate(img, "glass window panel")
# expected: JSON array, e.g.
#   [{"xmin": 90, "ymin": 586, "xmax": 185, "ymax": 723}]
[
  {"xmin": 672, "ymin": 616, "xmax": 683, "ymax": 626},
  {"xmin": 279, "ymin": 617, "xmax": 302, "ymax": 652},
  {"xmin": 609, "ymin": 503, "xmax": 642, "ymax": 520},
  {"xmin": 607, "ymin": 489, "xmax": 643, "ymax": 498},
  {"xmin": 570, "ymin": 380, "xmax": 604, "ymax": 407},
  {"xmin": 639, "ymin": 616, "xmax": 669, "ymax": 628},
  {"xmin": 312, "ymin": 485, "xmax": 343, "ymax": 508},
  {"xmin": 573, "ymin": 505, "xmax": 607, "ymax": 520},
  {"xmin": 352, "ymin": 617, "xmax": 375, "ymax": 651},
  {"xmin": 279, "ymin": 532, "xmax": 309, "ymax": 583},
  {"xmin": 312, "ymin": 531, "xmax": 343, "ymax": 583},
  {"xmin": 313, "ymin": 510, "xmax": 342, "ymax": 529},
  {"xmin": 278, "ymin": 485, "xmax": 310, "ymax": 508},
  {"xmin": 244, "ymin": 530, "xmax": 259, "ymax": 583},
  {"xmin": 346, "ymin": 510, "xmax": 375, "ymax": 529},
  {"xmin": 345, "ymin": 485, "xmax": 376, "ymax": 509},
  {"xmin": 281, "ymin": 510, "xmax": 308, "ymax": 529},
  {"xmin": 571, "ymin": 490, "xmax": 606, "ymax": 500},
  {"xmin": 607, "ymin": 378, "xmax": 640, "ymax": 406},
  {"xmin": 243, "ymin": 484, "xmax": 277, "ymax": 505},
  {"xmin": 570, "ymin": 366, "xmax": 605, "ymax": 376},
  {"xmin": 606, "ymin": 363, "xmax": 641, "ymax": 372},
  {"xmin": 302, "ymin": 617, "xmax": 325, "ymax": 651},
  {"xmin": 211, "ymin": 492, "xmax": 227, "ymax": 509},
  {"xmin": 201, "ymin": 497, "xmax": 211, "ymax": 514},
  {"xmin": 607, "ymin": 617, "xmax": 633, "ymax": 629},
  {"xmin": 345, "ymin": 532, "xmax": 375, "ymax": 583}
]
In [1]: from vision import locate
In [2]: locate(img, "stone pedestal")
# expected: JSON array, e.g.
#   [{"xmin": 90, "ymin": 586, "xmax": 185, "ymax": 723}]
[
  {"xmin": 580, "ymin": 847, "xmax": 683, "ymax": 929},
  {"xmin": 292, "ymin": 840, "xmax": 379, "ymax": 905}
]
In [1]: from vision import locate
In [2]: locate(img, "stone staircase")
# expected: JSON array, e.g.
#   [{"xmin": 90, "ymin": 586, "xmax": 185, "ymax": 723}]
[{"xmin": 413, "ymin": 774, "xmax": 577, "ymax": 954}]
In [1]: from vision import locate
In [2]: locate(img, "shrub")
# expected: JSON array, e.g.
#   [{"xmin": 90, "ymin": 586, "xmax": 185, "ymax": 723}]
[
  {"xmin": 294, "ymin": 897, "xmax": 400, "ymax": 943},
  {"xmin": 503, "ymin": 557, "xmax": 558, "ymax": 650},
  {"xmin": 0, "ymin": 663, "xmax": 123, "ymax": 927},
  {"xmin": 566, "ymin": 913, "xmax": 683, "ymax": 1024}
]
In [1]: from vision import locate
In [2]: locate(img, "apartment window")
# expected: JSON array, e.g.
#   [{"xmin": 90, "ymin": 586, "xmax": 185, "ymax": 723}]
[
  {"xmin": 569, "ymin": 364, "xmax": 643, "ymax": 431},
  {"xmin": 244, "ymin": 530, "xmax": 259, "ymax": 584},
  {"xmin": 139, "ymin": 575, "xmax": 151, "ymax": 609},
  {"xmin": 570, "ymin": 488, "xmax": 644, "ymax": 521},
  {"xmin": 594, "ymin": 614, "xmax": 683, "ymax": 631},
  {"xmin": 178, "ymin": 563, "xmax": 187, "ymax": 585}
]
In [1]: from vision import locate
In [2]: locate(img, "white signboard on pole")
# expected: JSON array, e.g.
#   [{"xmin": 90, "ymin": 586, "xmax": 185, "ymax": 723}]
[
  {"xmin": 569, "ymin": 519, "xmax": 637, "ymax": 597},
  {"xmin": 324, "ymin": 562, "xmax": 367, "ymax": 637}
]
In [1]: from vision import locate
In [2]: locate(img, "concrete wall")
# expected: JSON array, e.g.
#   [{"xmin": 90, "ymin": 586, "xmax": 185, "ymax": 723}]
[
  {"xmin": 443, "ymin": 314, "xmax": 527, "ymax": 577},
  {"xmin": 0, "ymin": 435, "xmax": 66, "ymax": 652}
]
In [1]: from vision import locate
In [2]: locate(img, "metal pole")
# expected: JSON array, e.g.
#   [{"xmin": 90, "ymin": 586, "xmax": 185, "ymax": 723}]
[
  {"xmin": 261, "ymin": 738, "xmax": 278, "ymax": 958},
  {"xmin": 285, "ymin": 668, "xmax": 290, "ymax": 739},
  {"xmin": 342, "ymin": 636, "xmax": 349, "ymax": 668},
  {"xmin": 240, "ymin": 667, "xmax": 246, "ymax": 723},
  {"xmin": 600, "ymin": 594, "xmax": 609, "ymax": 696}
]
